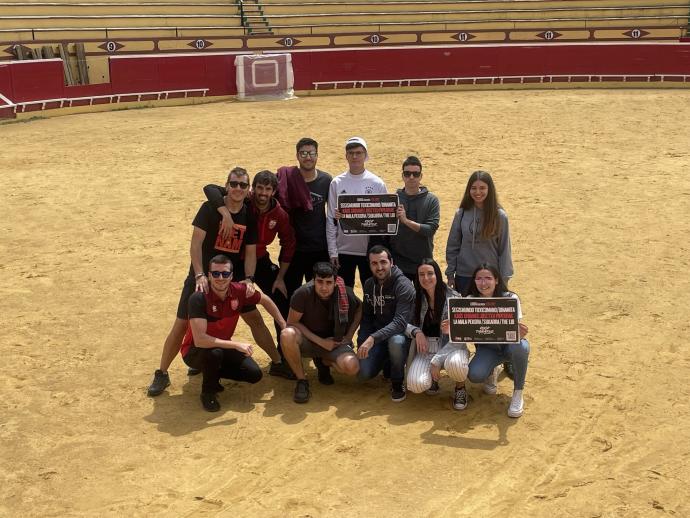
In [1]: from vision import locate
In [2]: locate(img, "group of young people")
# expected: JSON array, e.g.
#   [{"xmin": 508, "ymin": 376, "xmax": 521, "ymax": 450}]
[{"xmin": 146, "ymin": 136, "xmax": 530, "ymax": 418}]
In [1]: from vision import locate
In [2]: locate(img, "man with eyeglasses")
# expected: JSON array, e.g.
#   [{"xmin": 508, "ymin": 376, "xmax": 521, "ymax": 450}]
[
  {"xmin": 276, "ymin": 138, "xmax": 332, "ymax": 299},
  {"xmin": 388, "ymin": 156, "xmax": 440, "ymax": 281},
  {"xmin": 326, "ymin": 136, "xmax": 387, "ymax": 288},
  {"xmin": 147, "ymin": 167, "xmax": 287, "ymax": 396},
  {"xmin": 182, "ymin": 255, "xmax": 287, "ymax": 412}
]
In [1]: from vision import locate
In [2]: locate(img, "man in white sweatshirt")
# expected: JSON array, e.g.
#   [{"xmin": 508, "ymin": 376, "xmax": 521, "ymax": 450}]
[{"xmin": 326, "ymin": 137, "xmax": 387, "ymax": 288}]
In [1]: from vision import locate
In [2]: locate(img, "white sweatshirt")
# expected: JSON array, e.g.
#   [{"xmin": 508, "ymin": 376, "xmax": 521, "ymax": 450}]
[{"xmin": 326, "ymin": 169, "xmax": 387, "ymax": 257}]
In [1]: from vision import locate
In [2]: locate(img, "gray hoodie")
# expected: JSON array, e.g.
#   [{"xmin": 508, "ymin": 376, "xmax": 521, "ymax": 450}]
[
  {"xmin": 389, "ymin": 187, "xmax": 440, "ymax": 275},
  {"xmin": 361, "ymin": 265, "xmax": 415, "ymax": 343},
  {"xmin": 445, "ymin": 206, "xmax": 513, "ymax": 281}
]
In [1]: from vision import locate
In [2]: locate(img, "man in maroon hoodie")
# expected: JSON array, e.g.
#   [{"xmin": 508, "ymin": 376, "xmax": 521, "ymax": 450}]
[{"xmin": 203, "ymin": 170, "xmax": 296, "ymax": 378}]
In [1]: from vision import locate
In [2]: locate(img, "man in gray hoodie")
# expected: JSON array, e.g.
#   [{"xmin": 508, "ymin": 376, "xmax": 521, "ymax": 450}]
[
  {"xmin": 356, "ymin": 245, "xmax": 415, "ymax": 402},
  {"xmin": 389, "ymin": 156, "xmax": 440, "ymax": 281}
]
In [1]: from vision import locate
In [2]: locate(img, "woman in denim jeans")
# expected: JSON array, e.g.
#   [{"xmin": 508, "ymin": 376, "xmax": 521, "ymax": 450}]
[{"xmin": 466, "ymin": 264, "xmax": 530, "ymax": 418}]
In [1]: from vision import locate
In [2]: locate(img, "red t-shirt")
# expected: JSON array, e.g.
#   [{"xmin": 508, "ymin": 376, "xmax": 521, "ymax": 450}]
[{"xmin": 180, "ymin": 282, "xmax": 261, "ymax": 357}]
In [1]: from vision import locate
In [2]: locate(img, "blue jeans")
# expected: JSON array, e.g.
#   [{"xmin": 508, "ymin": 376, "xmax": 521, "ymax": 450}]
[
  {"xmin": 357, "ymin": 331, "xmax": 410, "ymax": 384},
  {"xmin": 454, "ymin": 275, "xmax": 473, "ymax": 296},
  {"xmin": 467, "ymin": 339, "xmax": 530, "ymax": 390}
]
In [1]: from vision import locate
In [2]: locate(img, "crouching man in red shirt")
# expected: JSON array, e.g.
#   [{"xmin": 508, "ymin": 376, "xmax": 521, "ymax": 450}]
[{"xmin": 181, "ymin": 254, "xmax": 287, "ymax": 412}]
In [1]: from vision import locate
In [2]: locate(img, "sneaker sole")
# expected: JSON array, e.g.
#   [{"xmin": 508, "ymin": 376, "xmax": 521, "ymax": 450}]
[
  {"xmin": 147, "ymin": 381, "xmax": 170, "ymax": 397},
  {"xmin": 508, "ymin": 407, "xmax": 523, "ymax": 418},
  {"xmin": 453, "ymin": 403, "xmax": 468, "ymax": 411},
  {"xmin": 483, "ymin": 386, "xmax": 498, "ymax": 395},
  {"xmin": 391, "ymin": 394, "xmax": 407, "ymax": 403}
]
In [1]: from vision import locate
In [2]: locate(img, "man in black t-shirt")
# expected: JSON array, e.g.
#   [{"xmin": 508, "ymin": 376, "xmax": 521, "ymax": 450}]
[
  {"xmin": 147, "ymin": 167, "xmax": 289, "ymax": 396},
  {"xmin": 277, "ymin": 138, "xmax": 333, "ymax": 299},
  {"xmin": 280, "ymin": 262, "xmax": 361, "ymax": 403}
]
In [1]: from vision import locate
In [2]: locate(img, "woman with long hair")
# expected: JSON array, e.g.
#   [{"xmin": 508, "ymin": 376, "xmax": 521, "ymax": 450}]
[
  {"xmin": 466, "ymin": 264, "xmax": 530, "ymax": 417},
  {"xmin": 445, "ymin": 170, "xmax": 513, "ymax": 296},
  {"xmin": 405, "ymin": 258, "xmax": 470, "ymax": 410}
]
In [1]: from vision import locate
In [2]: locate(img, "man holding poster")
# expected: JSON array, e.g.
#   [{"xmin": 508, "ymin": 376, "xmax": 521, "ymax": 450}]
[{"xmin": 327, "ymin": 137, "xmax": 387, "ymax": 288}]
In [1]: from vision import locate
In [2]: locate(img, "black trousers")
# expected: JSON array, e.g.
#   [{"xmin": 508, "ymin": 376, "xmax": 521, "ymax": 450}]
[
  {"xmin": 253, "ymin": 255, "xmax": 291, "ymax": 356},
  {"xmin": 184, "ymin": 346, "xmax": 262, "ymax": 394},
  {"xmin": 337, "ymin": 253, "xmax": 372, "ymax": 289},
  {"xmin": 284, "ymin": 248, "xmax": 331, "ymax": 298}
]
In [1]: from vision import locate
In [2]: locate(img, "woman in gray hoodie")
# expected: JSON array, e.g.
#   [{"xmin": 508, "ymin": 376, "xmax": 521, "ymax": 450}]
[{"xmin": 445, "ymin": 171, "xmax": 513, "ymax": 296}]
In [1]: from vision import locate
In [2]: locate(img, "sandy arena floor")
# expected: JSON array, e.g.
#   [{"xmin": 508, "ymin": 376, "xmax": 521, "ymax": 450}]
[{"xmin": 1, "ymin": 89, "xmax": 689, "ymax": 517}]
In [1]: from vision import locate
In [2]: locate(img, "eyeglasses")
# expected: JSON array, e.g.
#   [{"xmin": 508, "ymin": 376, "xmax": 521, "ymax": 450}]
[
  {"xmin": 298, "ymin": 151, "xmax": 317, "ymax": 158},
  {"xmin": 210, "ymin": 271, "xmax": 232, "ymax": 278},
  {"xmin": 403, "ymin": 170, "xmax": 422, "ymax": 178},
  {"xmin": 228, "ymin": 181, "xmax": 249, "ymax": 189}
]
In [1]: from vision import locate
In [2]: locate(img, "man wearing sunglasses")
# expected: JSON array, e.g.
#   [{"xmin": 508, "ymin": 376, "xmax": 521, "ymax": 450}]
[
  {"xmin": 148, "ymin": 167, "xmax": 281, "ymax": 397},
  {"xmin": 182, "ymin": 255, "xmax": 287, "ymax": 412},
  {"xmin": 389, "ymin": 156, "xmax": 440, "ymax": 281},
  {"xmin": 203, "ymin": 170, "xmax": 297, "ymax": 379}
]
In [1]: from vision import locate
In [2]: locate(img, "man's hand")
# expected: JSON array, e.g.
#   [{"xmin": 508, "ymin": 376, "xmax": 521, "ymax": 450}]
[
  {"xmin": 430, "ymin": 363, "xmax": 441, "ymax": 382},
  {"xmin": 219, "ymin": 212, "xmax": 233, "ymax": 241},
  {"xmin": 320, "ymin": 337, "xmax": 339, "ymax": 351},
  {"xmin": 447, "ymin": 277, "xmax": 455, "ymax": 289},
  {"xmin": 272, "ymin": 278, "xmax": 288, "ymax": 298},
  {"xmin": 241, "ymin": 279, "xmax": 256, "ymax": 297},
  {"xmin": 234, "ymin": 342, "xmax": 253, "ymax": 356},
  {"xmin": 357, "ymin": 336, "xmax": 375, "ymax": 359},
  {"xmin": 330, "ymin": 256, "xmax": 340, "ymax": 270},
  {"xmin": 396, "ymin": 204, "xmax": 408, "ymax": 224},
  {"xmin": 195, "ymin": 275, "xmax": 209, "ymax": 294},
  {"xmin": 334, "ymin": 209, "xmax": 343, "ymax": 220},
  {"xmin": 519, "ymin": 322, "xmax": 529, "ymax": 339},
  {"xmin": 277, "ymin": 319, "xmax": 287, "ymax": 331},
  {"xmin": 415, "ymin": 331, "xmax": 428, "ymax": 354}
]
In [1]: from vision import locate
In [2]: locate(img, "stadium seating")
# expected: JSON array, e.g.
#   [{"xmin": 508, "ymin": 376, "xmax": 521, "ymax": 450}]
[{"xmin": 248, "ymin": 0, "xmax": 690, "ymax": 35}]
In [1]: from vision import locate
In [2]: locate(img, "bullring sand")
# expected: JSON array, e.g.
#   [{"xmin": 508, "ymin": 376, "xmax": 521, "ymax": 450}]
[{"xmin": 1, "ymin": 89, "xmax": 689, "ymax": 516}]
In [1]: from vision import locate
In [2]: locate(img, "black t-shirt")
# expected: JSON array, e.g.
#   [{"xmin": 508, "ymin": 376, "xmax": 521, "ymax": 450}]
[
  {"xmin": 188, "ymin": 200, "xmax": 257, "ymax": 276},
  {"xmin": 290, "ymin": 171, "xmax": 331, "ymax": 252},
  {"xmin": 422, "ymin": 307, "xmax": 441, "ymax": 338},
  {"xmin": 290, "ymin": 281, "xmax": 361, "ymax": 338}
]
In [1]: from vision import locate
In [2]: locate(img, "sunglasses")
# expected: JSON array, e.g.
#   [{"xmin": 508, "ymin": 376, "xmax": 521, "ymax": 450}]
[
  {"xmin": 403, "ymin": 170, "xmax": 422, "ymax": 178},
  {"xmin": 298, "ymin": 151, "xmax": 317, "ymax": 158},
  {"xmin": 210, "ymin": 271, "xmax": 232, "ymax": 278},
  {"xmin": 228, "ymin": 181, "xmax": 249, "ymax": 189}
]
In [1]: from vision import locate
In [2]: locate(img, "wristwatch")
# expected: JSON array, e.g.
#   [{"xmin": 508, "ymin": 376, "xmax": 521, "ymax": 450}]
[{"xmin": 246, "ymin": 275, "xmax": 255, "ymax": 283}]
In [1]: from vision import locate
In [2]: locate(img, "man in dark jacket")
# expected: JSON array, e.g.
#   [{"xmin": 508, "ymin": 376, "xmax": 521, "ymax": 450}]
[
  {"xmin": 389, "ymin": 156, "xmax": 440, "ymax": 281},
  {"xmin": 357, "ymin": 245, "xmax": 415, "ymax": 402}
]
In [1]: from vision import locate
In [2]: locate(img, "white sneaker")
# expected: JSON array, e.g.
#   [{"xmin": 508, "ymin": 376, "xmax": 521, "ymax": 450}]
[
  {"xmin": 483, "ymin": 366, "xmax": 500, "ymax": 395},
  {"xmin": 508, "ymin": 389, "xmax": 524, "ymax": 418},
  {"xmin": 452, "ymin": 386, "xmax": 468, "ymax": 410}
]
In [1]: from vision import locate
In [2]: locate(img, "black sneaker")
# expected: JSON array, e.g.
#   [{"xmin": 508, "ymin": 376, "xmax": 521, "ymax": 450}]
[
  {"xmin": 391, "ymin": 382, "xmax": 406, "ymax": 402},
  {"xmin": 293, "ymin": 379, "xmax": 311, "ymax": 404},
  {"xmin": 187, "ymin": 367, "xmax": 201, "ymax": 376},
  {"xmin": 269, "ymin": 361, "xmax": 297, "ymax": 380},
  {"xmin": 314, "ymin": 358, "xmax": 334, "ymax": 385},
  {"xmin": 200, "ymin": 392, "xmax": 220, "ymax": 412},
  {"xmin": 147, "ymin": 369, "xmax": 170, "ymax": 397},
  {"xmin": 503, "ymin": 361, "xmax": 515, "ymax": 380}
]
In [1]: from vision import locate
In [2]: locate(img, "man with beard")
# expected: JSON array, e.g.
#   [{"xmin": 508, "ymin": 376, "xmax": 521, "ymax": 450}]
[
  {"xmin": 356, "ymin": 245, "xmax": 415, "ymax": 402},
  {"xmin": 202, "ymin": 170, "xmax": 296, "ymax": 379},
  {"xmin": 276, "ymin": 138, "xmax": 333, "ymax": 299}
]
